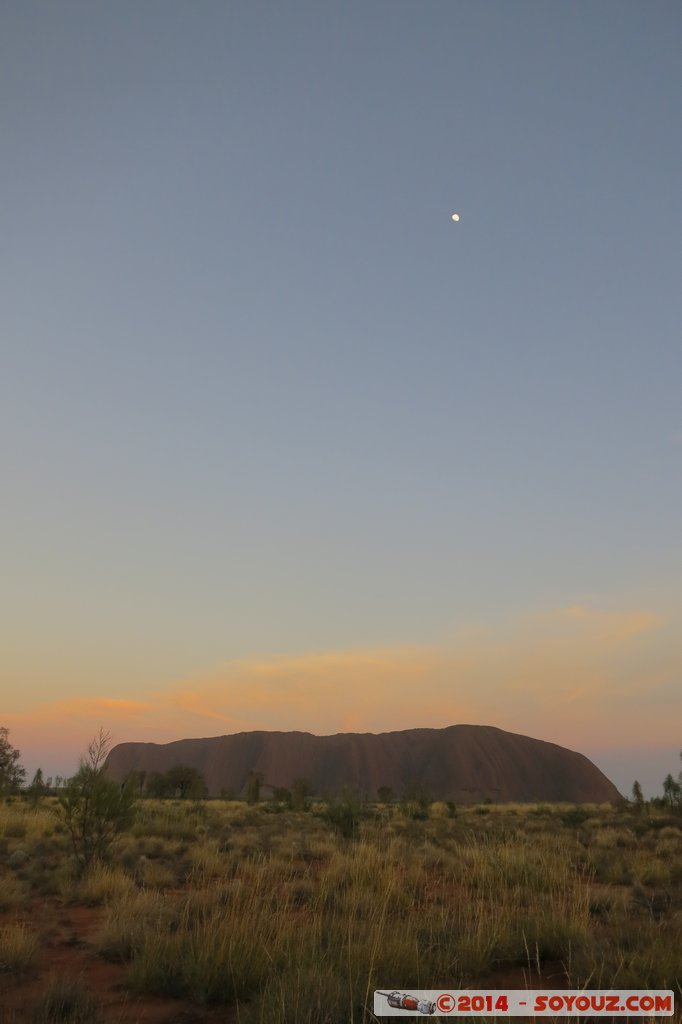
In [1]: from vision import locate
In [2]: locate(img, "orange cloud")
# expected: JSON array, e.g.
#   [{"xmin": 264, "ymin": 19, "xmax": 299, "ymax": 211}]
[
  {"xmin": 7, "ymin": 605, "xmax": 680, "ymax": 770},
  {"xmin": 52, "ymin": 698, "xmax": 153, "ymax": 719},
  {"xmin": 163, "ymin": 646, "xmax": 475, "ymax": 735}
]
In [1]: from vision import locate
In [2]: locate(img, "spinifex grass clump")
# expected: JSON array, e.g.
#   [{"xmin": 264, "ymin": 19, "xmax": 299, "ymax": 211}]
[
  {"xmin": 127, "ymin": 883, "xmax": 285, "ymax": 1003},
  {"xmin": 96, "ymin": 889, "xmax": 179, "ymax": 962},
  {"xmin": 4, "ymin": 794, "xmax": 682, "ymax": 1021},
  {"xmin": 74, "ymin": 863, "xmax": 136, "ymax": 906},
  {"xmin": 111, "ymin": 825, "xmax": 596, "ymax": 1015},
  {"xmin": 0, "ymin": 922, "xmax": 39, "ymax": 974},
  {"xmin": 30, "ymin": 976, "xmax": 98, "ymax": 1024},
  {"xmin": 0, "ymin": 873, "xmax": 25, "ymax": 911},
  {"xmin": 0, "ymin": 801, "xmax": 60, "ymax": 844}
]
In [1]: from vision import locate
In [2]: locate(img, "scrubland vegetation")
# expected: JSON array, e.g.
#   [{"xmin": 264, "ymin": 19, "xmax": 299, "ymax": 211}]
[
  {"xmin": 1, "ymin": 793, "xmax": 681, "ymax": 1022},
  {"xmin": 1, "ymin": 728, "xmax": 681, "ymax": 1021}
]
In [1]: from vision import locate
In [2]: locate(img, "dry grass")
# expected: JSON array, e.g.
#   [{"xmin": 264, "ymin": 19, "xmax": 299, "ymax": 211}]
[
  {"xmin": 74, "ymin": 863, "xmax": 137, "ymax": 906},
  {"xmin": 0, "ymin": 873, "xmax": 26, "ymax": 911},
  {"xmin": 0, "ymin": 801, "xmax": 56, "ymax": 842},
  {"xmin": 30, "ymin": 975, "xmax": 99, "ymax": 1023},
  {"xmin": 1, "ymin": 795, "xmax": 681, "ymax": 1019},
  {"xmin": 96, "ymin": 889, "xmax": 179, "ymax": 962},
  {"xmin": 0, "ymin": 921, "xmax": 40, "ymax": 973}
]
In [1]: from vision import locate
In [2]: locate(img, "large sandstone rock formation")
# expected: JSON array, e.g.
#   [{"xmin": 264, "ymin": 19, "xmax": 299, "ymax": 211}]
[{"xmin": 104, "ymin": 725, "xmax": 620, "ymax": 803}]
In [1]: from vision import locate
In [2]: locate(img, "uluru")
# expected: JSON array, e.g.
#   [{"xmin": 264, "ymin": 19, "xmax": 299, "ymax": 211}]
[{"xmin": 104, "ymin": 725, "xmax": 621, "ymax": 803}]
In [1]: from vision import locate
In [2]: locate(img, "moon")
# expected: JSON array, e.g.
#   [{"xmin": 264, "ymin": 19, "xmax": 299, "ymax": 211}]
[{"xmin": 451, "ymin": 213, "xmax": 460, "ymax": 222}]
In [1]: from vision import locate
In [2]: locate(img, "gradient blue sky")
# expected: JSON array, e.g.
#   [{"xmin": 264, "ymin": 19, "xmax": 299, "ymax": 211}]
[{"xmin": 2, "ymin": 2, "xmax": 681, "ymax": 796}]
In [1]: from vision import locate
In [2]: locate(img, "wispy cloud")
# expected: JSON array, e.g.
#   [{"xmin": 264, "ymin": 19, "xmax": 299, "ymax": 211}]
[
  {"xmin": 7, "ymin": 605, "xmax": 679, "ymax": 767},
  {"xmin": 537, "ymin": 605, "xmax": 661, "ymax": 643}
]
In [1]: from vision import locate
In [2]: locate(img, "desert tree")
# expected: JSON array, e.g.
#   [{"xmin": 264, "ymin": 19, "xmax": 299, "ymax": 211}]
[
  {"xmin": 246, "ymin": 769, "xmax": 264, "ymax": 805},
  {"xmin": 0, "ymin": 727, "xmax": 26, "ymax": 796},
  {"xmin": 27, "ymin": 767, "xmax": 47, "ymax": 806},
  {"xmin": 145, "ymin": 765, "xmax": 208, "ymax": 798},
  {"xmin": 291, "ymin": 777, "xmax": 312, "ymax": 811},
  {"xmin": 662, "ymin": 773, "xmax": 681, "ymax": 810},
  {"xmin": 164, "ymin": 764, "xmax": 208, "ymax": 799},
  {"xmin": 122, "ymin": 768, "xmax": 147, "ymax": 795},
  {"xmin": 271, "ymin": 786, "xmax": 293, "ymax": 808},
  {"xmin": 631, "ymin": 779, "xmax": 644, "ymax": 812},
  {"xmin": 57, "ymin": 728, "xmax": 136, "ymax": 875}
]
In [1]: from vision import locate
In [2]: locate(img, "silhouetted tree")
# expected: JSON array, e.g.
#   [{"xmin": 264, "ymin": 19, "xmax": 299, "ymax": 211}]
[
  {"xmin": 165, "ymin": 765, "xmax": 208, "ymax": 799},
  {"xmin": 58, "ymin": 729, "xmax": 136, "ymax": 875},
  {"xmin": 27, "ymin": 768, "xmax": 47, "ymax": 805},
  {"xmin": 0, "ymin": 727, "xmax": 26, "ymax": 796},
  {"xmin": 631, "ymin": 780, "xmax": 644, "ymax": 812},
  {"xmin": 145, "ymin": 765, "xmax": 207, "ymax": 799},
  {"xmin": 663, "ymin": 773, "xmax": 681, "ymax": 810}
]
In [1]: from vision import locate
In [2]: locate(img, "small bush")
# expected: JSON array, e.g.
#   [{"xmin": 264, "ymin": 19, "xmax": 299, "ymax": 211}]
[
  {"xmin": 562, "ymin": 807, "xmax": 589, "ymax": 827},
  {"xmin": 323, "ymin": 791, "xmax": 368, "ymax": 838},
  {"xmin": 31, "ymin": 975, "xmax": 98, "ymax": 1023},
  {"xmin": 57, "ymin": 730, "xmax": 136, "ymax": 875},
  {"xmin": 76, "ymin": 863, "xmax": 136, "ymax": 905},
  {"xmin": 240, "ymin": 964, "xmax": 347, "ymax": 1024},
  {"xmin": 96, "ymin": 890, "xmax": 178, "ymax": 962},
  {"xmin": 0, "ymin": 873, "xmax": 25, "ymax": 910},
  {"xmin": 0, "ymin": 922, "xmax": 39, "ymax": 973}
]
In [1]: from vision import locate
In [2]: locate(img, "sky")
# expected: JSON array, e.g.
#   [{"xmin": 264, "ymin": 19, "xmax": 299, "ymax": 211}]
[{"xmin": 2, "ymin": 1, "xmax": 681, "ymax": 798}]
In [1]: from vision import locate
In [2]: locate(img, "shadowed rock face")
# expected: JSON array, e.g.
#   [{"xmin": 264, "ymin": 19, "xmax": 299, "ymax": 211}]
[{"xmin": 104, "ymin": 725, "xmax": 621, "ymax": 803}]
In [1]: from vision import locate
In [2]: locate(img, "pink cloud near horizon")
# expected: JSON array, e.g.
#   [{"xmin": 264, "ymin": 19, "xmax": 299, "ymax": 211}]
[{"xmin": 6, "ymin": 605, "xmax": 680, "ymax": 781}]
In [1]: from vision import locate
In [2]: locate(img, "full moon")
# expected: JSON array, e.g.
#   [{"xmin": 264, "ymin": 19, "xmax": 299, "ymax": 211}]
[{"xmin": 451, "ymin": 213, "xmax": 460, "ymax": 222}]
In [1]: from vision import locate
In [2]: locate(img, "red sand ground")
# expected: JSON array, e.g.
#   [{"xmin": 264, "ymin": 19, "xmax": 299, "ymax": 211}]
[
  {"xmin": 0, "ymin": 896, "xmax": 230, "ymax": 1023},
  {"xmin": 1, "ymin": 894, "xmax": 572, "ymax": 1023}
]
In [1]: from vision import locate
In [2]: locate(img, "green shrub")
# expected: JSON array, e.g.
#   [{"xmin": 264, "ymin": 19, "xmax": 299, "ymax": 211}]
[
  {"xmin": 323, "ymin": 789, "xmax": 368, "ymax": 838},
  {"xmin": 57, "ymin": 730, "xmax": 136, "ymax": 875}
]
